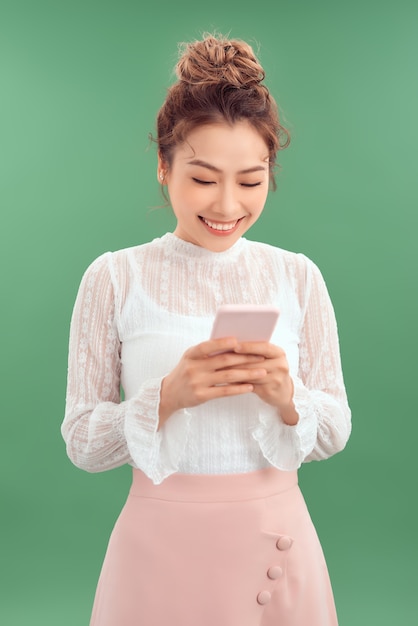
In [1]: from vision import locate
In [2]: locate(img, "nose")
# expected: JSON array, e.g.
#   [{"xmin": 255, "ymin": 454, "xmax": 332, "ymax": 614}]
[{"xmin": 214, "ymin": 183, "xmax": 241, "ymax": 218}]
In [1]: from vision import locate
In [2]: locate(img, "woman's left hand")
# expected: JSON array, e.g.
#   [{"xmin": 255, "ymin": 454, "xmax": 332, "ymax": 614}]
[{"xmin": 233, "ymin": 342, "xmax": 299, "ymax": 425}]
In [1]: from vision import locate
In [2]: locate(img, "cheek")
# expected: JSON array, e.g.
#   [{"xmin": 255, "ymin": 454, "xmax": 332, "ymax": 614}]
[
  {"xmin": 172, "ymin": 180, "xmax": 200, "ymax": 201},
  {"xmin": 250, "ymin": 189, "xmax": 269, "ymax": 214},
  {"xmin": 168, "ymin": 184, "xmax": 199, "ymax": 213},
  {"xmin": 184, "ymin": 187, "xmax": 214, "ymax": 211}
]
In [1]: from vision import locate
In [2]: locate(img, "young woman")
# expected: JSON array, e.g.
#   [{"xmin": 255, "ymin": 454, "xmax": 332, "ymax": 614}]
[{"xmin": 62, "ymin": 33, "xmax": 351, "ymax": 626}]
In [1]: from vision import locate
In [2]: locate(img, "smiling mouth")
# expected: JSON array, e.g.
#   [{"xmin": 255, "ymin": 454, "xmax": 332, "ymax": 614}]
[{"xmin": 199, "ymin": 216, "xmax": 244, "ymax": 232}]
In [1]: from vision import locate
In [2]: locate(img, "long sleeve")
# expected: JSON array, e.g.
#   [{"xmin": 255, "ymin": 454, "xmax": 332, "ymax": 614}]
[
  {"xmin": 252, "ymin": 256, "xmax": 351, "ymax": 469},
  {"xmin": 61, "ymin": 253, "xmax": 191, "ymax": 483}
]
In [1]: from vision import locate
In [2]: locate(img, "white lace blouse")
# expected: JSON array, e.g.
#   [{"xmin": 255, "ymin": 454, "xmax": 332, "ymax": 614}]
[{"xmin": 61, "ymin": 233, "xmax": 351, "ymax": 484}]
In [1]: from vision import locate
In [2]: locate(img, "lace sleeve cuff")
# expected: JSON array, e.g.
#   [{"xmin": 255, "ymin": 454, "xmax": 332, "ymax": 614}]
[
  {"xmin": 251, "ymin": 377, "xmax": 318, "ymax": 470},
  {"xmin": 124, "ymin": 377, "xmax": 193, "ymax": 484}
]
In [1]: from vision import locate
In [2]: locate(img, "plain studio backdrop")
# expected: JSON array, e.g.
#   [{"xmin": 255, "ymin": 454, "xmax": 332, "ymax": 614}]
[{"xmin": 1, "ymin": 0, "xmax": 417, "ymax": 624}]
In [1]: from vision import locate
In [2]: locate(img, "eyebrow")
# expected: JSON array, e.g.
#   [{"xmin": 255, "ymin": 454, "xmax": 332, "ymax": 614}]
[{"xmin": 186, "ymin": 159, "xmax": 268, "ymax": 175}]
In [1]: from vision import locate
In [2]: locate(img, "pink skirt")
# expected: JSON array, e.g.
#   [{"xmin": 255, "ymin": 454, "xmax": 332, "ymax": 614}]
[{"xmin": 90, "ymin": 467, "xmax": 338, "ymax": 625}]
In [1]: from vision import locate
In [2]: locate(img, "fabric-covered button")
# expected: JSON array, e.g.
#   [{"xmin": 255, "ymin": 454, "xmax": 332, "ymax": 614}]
[
  {"xmin": 257, "ymin": 590, "xmax": 271, "ymax": 605},
  {"xmin": 276, "ymin": 536, "xmax": 293, "ymax": 551},
  {"xmin": 267, "ymin": 565, "xmax": 283, "ymax": 580}
]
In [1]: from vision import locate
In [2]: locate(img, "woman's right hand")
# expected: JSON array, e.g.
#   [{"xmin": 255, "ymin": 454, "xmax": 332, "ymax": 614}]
[{"xmin": 158, "ymin": 337, "xmax": 267, "ymax": 428}]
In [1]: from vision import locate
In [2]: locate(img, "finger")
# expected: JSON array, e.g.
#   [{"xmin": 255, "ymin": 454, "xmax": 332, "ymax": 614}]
[
  {"xmin": 210, "ymin": 367, "xmax": 267, "ymax": 387},
  {"xmin": 234, "ymin": 342, "xmax": 284, "ymax": 358},
  {"xmin": 189, "ymin": 337, "xmax": 239, "ymax": 359},
  {"xmin": 205, "ymin": 382, "xmax": 255, "ymax": 400},
  {"xmin": 211, "ymin": 352, "xmax": 266, "ymax": 370}
]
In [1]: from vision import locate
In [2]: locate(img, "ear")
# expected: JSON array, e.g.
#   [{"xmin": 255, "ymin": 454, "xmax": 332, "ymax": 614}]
[{"xmin": 157, "ymin": 153, "xmax": 167, "ymax": 184}]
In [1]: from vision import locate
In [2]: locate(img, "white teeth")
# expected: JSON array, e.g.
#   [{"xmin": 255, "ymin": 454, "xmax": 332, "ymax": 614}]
[{"xmin": 201, "ymin": 217, "xmax": 239, "ymax": 231}]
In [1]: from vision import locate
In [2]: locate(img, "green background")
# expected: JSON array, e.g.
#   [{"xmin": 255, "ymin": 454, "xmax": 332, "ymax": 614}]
[{"xmin": 1, "ymin": 0, "xmax": 417, "ymax": 623}]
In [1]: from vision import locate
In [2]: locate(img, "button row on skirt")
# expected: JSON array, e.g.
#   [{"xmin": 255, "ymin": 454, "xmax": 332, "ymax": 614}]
[{"xmin": 257, "ymin": 535, "xmax": 293, "ymax": 606}]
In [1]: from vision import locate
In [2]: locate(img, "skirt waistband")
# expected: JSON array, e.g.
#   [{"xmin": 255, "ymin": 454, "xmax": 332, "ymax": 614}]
[{"xmin": 130, "ymin": 467, "xmax": 298, "ymax": 502}]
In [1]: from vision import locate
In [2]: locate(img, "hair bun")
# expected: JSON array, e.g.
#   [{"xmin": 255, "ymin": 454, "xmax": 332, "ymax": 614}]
[{"xmin": 176, "ymin": 34, "xmax": 265, "ymax": 88}]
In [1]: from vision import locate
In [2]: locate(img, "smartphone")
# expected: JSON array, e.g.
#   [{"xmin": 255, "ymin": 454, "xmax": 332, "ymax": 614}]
[{"xmin": 210, "ymin": 305, "xmax": 280, "ymax": 342}]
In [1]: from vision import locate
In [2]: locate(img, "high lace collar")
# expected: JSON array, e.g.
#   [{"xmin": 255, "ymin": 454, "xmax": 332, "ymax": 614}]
[{"xmin": 158, "ymin": 232, "xmax": 247, "ymax": 262}]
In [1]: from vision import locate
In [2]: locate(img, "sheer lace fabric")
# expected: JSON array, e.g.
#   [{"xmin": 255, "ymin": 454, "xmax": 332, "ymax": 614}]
[{"xmin": 62, "ymin": 233, "xmax": 351, "ymax": 484}]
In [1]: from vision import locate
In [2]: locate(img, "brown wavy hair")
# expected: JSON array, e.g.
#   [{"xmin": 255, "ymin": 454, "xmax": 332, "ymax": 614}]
[{"xmin": 156, "ymin": 34, "xmax": 290, "ymax": 190}]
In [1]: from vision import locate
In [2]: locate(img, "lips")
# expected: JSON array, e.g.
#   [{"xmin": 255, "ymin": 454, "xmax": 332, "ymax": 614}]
[{"xmin": 199, "ymin": 216, "xmax": 244, "ymax": 235}]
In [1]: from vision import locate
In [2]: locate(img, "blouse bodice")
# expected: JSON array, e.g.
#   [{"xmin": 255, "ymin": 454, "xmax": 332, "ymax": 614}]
[{"xmin": 61, "ymin": 233, "xmax": 351, "ymax": 484}]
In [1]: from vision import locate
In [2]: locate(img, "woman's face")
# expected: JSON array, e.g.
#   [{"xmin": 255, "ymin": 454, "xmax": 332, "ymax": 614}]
[{"xmin": 159, "ymin": 121, "xmax": 270, "ymax": 252}]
